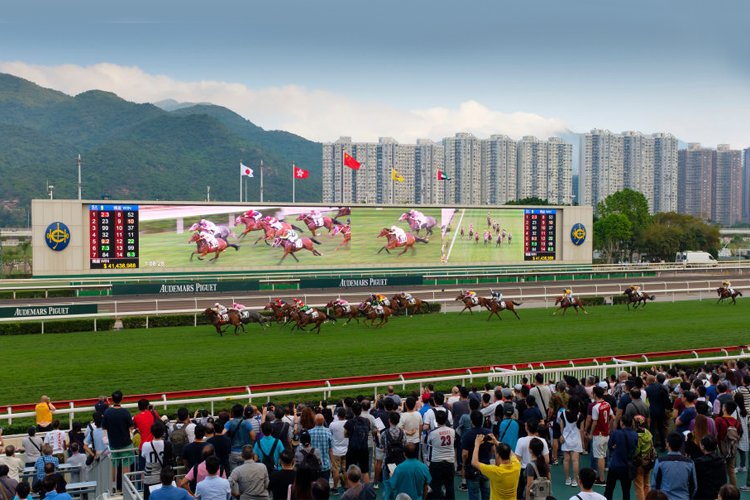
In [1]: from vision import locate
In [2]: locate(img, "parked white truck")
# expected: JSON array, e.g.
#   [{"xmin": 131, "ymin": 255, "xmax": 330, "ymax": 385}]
[{"xmin": 675, "ymin": 251, "xmax": 718, "ymax": 266}]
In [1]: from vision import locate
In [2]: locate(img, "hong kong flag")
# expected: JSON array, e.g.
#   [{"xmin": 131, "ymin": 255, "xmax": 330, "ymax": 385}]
[
  {"xmin": 294, "ymin": 166, "xmax": 309, "ymax": 178},
  {"xmin": 344, "ymin": 152, "xmax": 361, "ymax": 170}
]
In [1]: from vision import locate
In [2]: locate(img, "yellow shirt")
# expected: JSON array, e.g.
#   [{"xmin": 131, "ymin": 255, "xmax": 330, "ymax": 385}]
[
  {"xmin": 479, "ymin": 456, "xmax": 522, "ymax": 500},
  {"xmin": 36, "ymin": 402, "xmax": 53, "ymax": 426}
]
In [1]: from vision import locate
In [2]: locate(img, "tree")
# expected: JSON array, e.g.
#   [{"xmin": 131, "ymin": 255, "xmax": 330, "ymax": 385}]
[
  {"xmin": 640, "ymin": 212, "xmax": 722, "ymax": 261},
  {"xmin": 505, "ymin": 197, "xmax": 553, "ymax": 206},
  {"xmin": 596, "ymin": 189, "xmax": 652, "ymax": 256},
  {"xmin": 593, "ymin": 213, "xmax": 632, "ymax": 263}
]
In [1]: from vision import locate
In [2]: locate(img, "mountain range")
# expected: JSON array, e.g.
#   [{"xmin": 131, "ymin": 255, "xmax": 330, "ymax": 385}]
[{"xmin": 0, "ymin": 73, "xmax": 323, "ymax": 227}]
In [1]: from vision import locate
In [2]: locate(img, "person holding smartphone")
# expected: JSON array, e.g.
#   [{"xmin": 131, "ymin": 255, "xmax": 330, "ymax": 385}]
[{"xmin": 35, "ymin": 396, "xmax": 56, "ymax": 432}]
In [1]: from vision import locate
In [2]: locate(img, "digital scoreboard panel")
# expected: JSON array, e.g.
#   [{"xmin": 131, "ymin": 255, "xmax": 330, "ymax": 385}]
[
  {"xmin": 523, "ymin": 209, "xmax": 556, "ymax": 261},
  {"xmin": 89, "ymin": 204, "xmax": 139, "ymax": 269}
]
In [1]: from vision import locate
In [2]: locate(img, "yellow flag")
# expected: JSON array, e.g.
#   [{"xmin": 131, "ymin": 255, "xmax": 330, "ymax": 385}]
[{"xmin": 392, "ymin": 169, "xmax": 404, "ymax": 182}]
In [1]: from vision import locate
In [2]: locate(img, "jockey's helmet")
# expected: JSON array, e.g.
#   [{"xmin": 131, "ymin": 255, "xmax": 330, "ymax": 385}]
[{"xmin": 214, "ymin": 302, "xmax": 221, "ymax": 308}]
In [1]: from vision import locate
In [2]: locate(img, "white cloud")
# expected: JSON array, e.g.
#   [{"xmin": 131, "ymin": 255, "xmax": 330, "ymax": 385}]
[{"xmin": 0, "ymin": 61, "xmax": 569, "ymax": 143}]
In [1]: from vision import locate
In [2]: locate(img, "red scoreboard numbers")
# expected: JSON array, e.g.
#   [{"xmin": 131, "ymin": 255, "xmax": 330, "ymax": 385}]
[
  {"xmin": 523, "ymin": 209, "xmax": 556, "ymax": 261},
  {"xmin": 89, "ymin": 204, "xmax": 139, "ymax": 269}
]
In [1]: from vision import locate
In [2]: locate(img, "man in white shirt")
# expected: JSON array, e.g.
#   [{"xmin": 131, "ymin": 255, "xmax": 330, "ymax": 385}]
[
  {"xmin": 43, "ymin": 420, "xmax": 67, "ymax": 463},
  {"xmin": 426, "ymin": 411, "xmax": 456, "ymax": 499},
  {"xmin": 142, "ymin": 423, "xmax": 171, "ymax": 500},
  {"xmin": 422, "ymin": 393, "xmax": 453, "ymax": 432},
  {"xmin": 514, "ymin": 420, "xmax": 549, "ymax": 469},
  {"xmin": 532, "ymin": 374, "xmax": 552, "ymax": 416},
  {"xmin": 0, "ymin": 446, "xmax": 25, "ymax": 482},
  {"xmin": 568, "ymin": 468, "xmax": 606, "ymax": 500},
  {"xmin": 446, "ymin": 387, "xmax": 461, "ymax": 408},
  {"xmin": 329, "ymin": 408, "xmax": 349, "ymax": 495},
  {"xmin": 398, "ymin": 397, "xmax": 423, "ymax": 445}
]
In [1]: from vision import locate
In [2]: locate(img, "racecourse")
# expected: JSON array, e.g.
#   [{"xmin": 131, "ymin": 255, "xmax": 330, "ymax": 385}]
[{"xmin": 2, "ymin": 298, "xmax": 747, "ymax": 405}]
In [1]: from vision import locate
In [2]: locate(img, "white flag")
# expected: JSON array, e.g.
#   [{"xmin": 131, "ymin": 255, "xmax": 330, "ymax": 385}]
[{"xmin": 240, "ymin": 163, "xmax": 254, "ymax": 178}]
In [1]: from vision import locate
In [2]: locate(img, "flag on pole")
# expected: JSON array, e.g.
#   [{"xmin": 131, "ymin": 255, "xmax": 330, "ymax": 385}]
[
  {"xmin": 241, "ymin": 163, "xmax": 254, "ymax": 177},
  {"xmin": 294, "ymin": 166, "xmax": 309, "ymax": 178},
  {"xmin": 392, "ymin": 169, "xmax": 404, "ymax": 182},
  {"xmin": 437, "ymin": 170, "xmax": 451, "ymax": 180},
  {"xmin": 344, "ymin": 152, "xmax": 361, "ymax": 170}
]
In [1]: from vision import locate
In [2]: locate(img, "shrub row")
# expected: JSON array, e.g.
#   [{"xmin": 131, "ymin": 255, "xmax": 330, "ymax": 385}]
[
  {"xmin": 579, "ymin": 296, "xmax": 606, "ymax": 306},
  {"xmin": 0, "ymin": 289, "xmax": 76, "ymax": 300},
  {"xmin": 0, "ymin": 318, "xmax": 116, "ymax": 335}
]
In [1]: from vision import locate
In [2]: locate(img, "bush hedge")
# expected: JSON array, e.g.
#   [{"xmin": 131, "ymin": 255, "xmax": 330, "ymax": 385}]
[
  {"xmin": 612, "ymin": 295, "xmax": 631, "ymax": 305},
  {"xmin": 0, "ymin": 318, "xmax": 116, "ymax": 335},
  {"xmin": 0, "ymin": 289, "xmax": 76, "ymax": 300},
  {"xmin": 579, "ymin": 296, "xmax": 606, "ymax": 306}
]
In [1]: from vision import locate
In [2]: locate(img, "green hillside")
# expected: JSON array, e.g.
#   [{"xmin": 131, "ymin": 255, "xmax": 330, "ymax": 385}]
[{"xmin": 0, "ymin": 73, "xmax": 324, "ymax": 226}]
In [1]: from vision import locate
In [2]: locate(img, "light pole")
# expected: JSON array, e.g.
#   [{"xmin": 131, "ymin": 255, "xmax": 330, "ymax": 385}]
[{"xmin": 47, "ymin": 181, "xmax": 55, "ymax": 200}]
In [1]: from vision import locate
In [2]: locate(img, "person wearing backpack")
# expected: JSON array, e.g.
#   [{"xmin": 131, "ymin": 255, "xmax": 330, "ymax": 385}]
[
  {"xmin": 631, "ymin": 415, "xmax": 655, "ymax": 500},
  {"xmin": 254, "ymin": 422, "xmax": 283, "ymax": 478},
  {"xmin": 381, "ymin": 412, "xmax": 406, "ymax": 500},
  {"xmin": 344, "ymin": 402, "xmax": 372, "ymax": 484},
  {"xmin": 717, "ymin": 400, "xmax": 742, "ymax": 487},
  {"xmin": 694, "ymin": 434, "xmax": 727, "ymax": 499},
  {"xmin": 524, "ymin": 437, "xmax": 551, "ymax": 500},
  {"xmin": 225, "ymin": 404, "xmax": 255, "ymax": 473},
  {"xmin": 295, "ymin": 431, "xmax": 322, "ymax": 481}
]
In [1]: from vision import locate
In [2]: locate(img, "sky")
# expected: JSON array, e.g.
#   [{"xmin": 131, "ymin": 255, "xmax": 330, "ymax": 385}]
[{"xmin": 1, "ymin": 0, "xmax": 749, "ymax": 148}]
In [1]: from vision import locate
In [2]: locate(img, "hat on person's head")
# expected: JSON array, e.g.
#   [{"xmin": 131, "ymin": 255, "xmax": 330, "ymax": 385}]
[
  {"xmin": 300, "ymin": 430, "xmax": 311, "ymax": 446},
  {"xmin": 634, "ymin": 415, "xmax": 646, "ymax": 426},
  {"xmin": 244, "ymin": 406, "xmax": 253, "ymax": 418},
  {"xmin": 421, "ymin": 393, "xmax": 430, "ymax": 402},
  {"xmin": 598, "ymin": 382, "xmax": 609, "ymax": 390},
  {"xmin": 501, "ymin": 388, "xmax": 513, "ymax": 399},
  {"xmin": 513, "ymin": 384, "xmax": 522, "ymax": 391},
  {"xmin": 503, "ymin": 403, "xmax": 515, "ymax": 416},
  {"xmin": 161, "ymin": 415, "xmax": 169, "ymax": 422}
]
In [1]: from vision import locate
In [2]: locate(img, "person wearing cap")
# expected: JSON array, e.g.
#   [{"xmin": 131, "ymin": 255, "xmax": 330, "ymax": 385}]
[
  {"xmin": 632, "ymin": 415, "xmax": 654, "ymax": 500},
  {"xmin": 496, "ymin": 403, "xmax": 519, "ymax": 452},
  {"xmin": 295, "ymin": 430, "xmax": 322, "ymax": 478}
]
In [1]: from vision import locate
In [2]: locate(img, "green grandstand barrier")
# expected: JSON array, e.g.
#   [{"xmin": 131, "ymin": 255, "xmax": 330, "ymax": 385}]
[
  {"xmin": 112, "ymin": 280, "xmax": 260, "ymax": 295},
  {"xmin": 299, "ymin": 276, "xmax": 423, "ymax": 289},
  {"xmin": 0, "ymin": 304, "xmax": 98, "ymax": 318}
]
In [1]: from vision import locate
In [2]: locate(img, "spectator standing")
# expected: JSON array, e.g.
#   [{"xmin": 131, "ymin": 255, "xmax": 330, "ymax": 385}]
[
  {"xmin": 83, "ymin": 412, "xmax": 109, "ymax": 464},
  {"xmin": 532, "ymin": 373, "xmax": 552, "ymax": 420},
  {"xmin": 43, "ymin": 421, "xmax": 67, "ymax": 464},
  {"xmin": 514, "ymin": 419, "xmax": 549, "ymax": 498},
  {"xmin": 179, "ymin": 446, "xmax": 227, "ymax": 493},
  {"xmin": 732, "ymin": 392, "xmax": 748, "ymax": 473},
  {"xmin": 560, "ymin": 397, "xmax": 584, "ymax": 488},
  {"xmin": 134, "ymin": 399, "xmax": 160, "ymax": 466},
  {"xmin": 570, "ymin": 468, "xmax": 607, "ymax": 500},
  {"xmin": 496, "ymin": 404, "xmax": 519, "ymax": 453},
  {"xmin": 675, "ymin": 391, "xmax": 697, "ymax": 434},
  {"xmin": 207, "ymin": 422, "xmax": 231, "ymax": 472},
  {"xmin": 67, "ymin": 422, "xmax": 85, "ymax": 457},
  {"xmin": 341, "ymin": 465, "xmax": 375, "ymax": 500},
  {"xmin": 644, "ymin": 374, "xmax": 669, "ymax": 452},
  {"xmin": 716, "ymin": 400, "xmax": 742, "ymax": 486},
  {"xmin": 254, "ymin": 422, "xmax": 283, "ymax": 475},
  {"xmin": 426, "ymin": 410, "xmax": 455, "ymax": 499},
  {"xmin": 631, "ymin": 416, "xmax": 654, "ymax": 500},
  {"xmin": 150, "ymin": 468, "xmax": 191, "ymax": 500},
  {"xmin": 386, "ymin": 387, "xmax": 402, "ymax": 407},
  {"xmin": 21, "ymin": 427, "xmax": 44, "ymax": 467},
  {"xmin": 603, "ymin": 414, "xmax": 638, "ymax": 500},
  {"xmin": 228, "ymin": 445, "xmax": 269, "ymax": 500},
  {"xmin": 329, "ymin": 408, "xmax": 349, "ymax": 494},
  {"xmin": 294, "ymin": 431, "xmax": 322, "ymax": 481},
  {"xmin": 398, "ymin": 397, "xmax": 423, "ymax": 446},
  {"xmin": 225, "ymin": 404, "xmax": 255, "ymax": 472},
  {"xmin": 182, "ymin": 425, "xmax": 208, "ymax": 471},
  {"xmin": 387, "ymin": 443, "xmax": 431, "ymax": 500},
  {"xmin": 624, "ymin": 389, "xmax": 649, "ymax": 427},
  {"xmin": 650, "ymin": 432, "xmax": 696, "ymax": 499},
  {"xmin": 142, "ymin": 422, "xmax": 172, "ymax": 500},
  {"xmin": 0, "ymin": 447, "xmax": 25, "ymax": 483},
  {"xmin": 693, "ymin": 434, "xmax": 727, "ymax": 500},
  {"xmin": 461, "ymin": 410, "xmax": 492, "ymax": 500},
  {"xmin": 35, "ymin": 396, "xmax": 56, "ymax": 432},
  {"xmin": 194, "ymin": 456, "xmax": 231, "ymax": 500},
  {"xmin": 523, "ymin": 438, "xmax": 549, "ymax": 500},
  {"xmin": 102, "ymin": 390, "xmax": 135, "ymax": 480},
  {"xmin": 65, "ymin": 444, "xmax": 88, "ymax": 483},
  {"xmin": 381, "ymin": 413, "xmax": 406, "ymax": 499},
  {"xmin": 589, "ymin": 388, "xmax": 613, "ymax": 486},
  {"xmin": 344, "ymin": 402, "xmax": 372, "ymax": 484},
  {"xmin": 308, "ymin": 414, "xmax": 334, "ymax": 482},
  {"xmin": 94, "ymin": 396, "xmax": 109, "ymax": 415},
  {"xmin": 549, "ymin": 380, "xmax": 570, "ymax": 465}
]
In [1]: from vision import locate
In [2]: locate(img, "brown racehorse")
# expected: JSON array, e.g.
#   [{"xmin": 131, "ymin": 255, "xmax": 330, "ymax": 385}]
[
  {"xmin": 253, "ymin": 220, "xmax": 302, "ymax": 246},
  {"xmin": 390, "ymin": 295, "xmax": 429, "ymax": 315},
  {"xmin": 553, "ymin": 296, "xmax": 588, "ymax": 316},
  {"xmin": 326, "ymin": 301, "xmax": 361, "ymax": 325},
  {"xmin": 235, "ymin": 215, "xmax": 265, "ymax": 241},
  {"xmin": 272, "ymin": 236, "xmax": 322, "ymax": 264},
  {"xmin": 334, "ymin": 207, "xmax": 351, "ymax": 220},
  {"xmin": 455, "ymin": 294, "xmax": 490, "ymax": 314},
  {"xmin": 264, "ymin": 302, "xmax": 293, "ymax": 323},
  {"xmin": 376, "ymin": 228, "xmax": 428, "ymax": 255},
  {"xmin": 623, "ymin": 287, "xmax": 655, "ymax": 310},
  {"xmin": 717, "ymin": 286, "xmax": 743, "ymax": 305},
  {"xmin": 485, "ymin": 299, "xmax": 522, "ymax": 321},
  {"xmin": 285, "ymin": 308, "xmax": 328, "ymax": 334},
  {"xmin": 189, "ymin": 233, "xmax": 239, "ymax": 262},
  {"xmin": 296, "ymin": 214, "xmax": 340, "ymax": 236},
  {"xmin": 330, "ymin": 224, "xmax": 351, "ymax": 252},
  {"xmin": 202, "ymin": 308, "xmax": 244, "ymax": 336},
  {"xmin": 360, "ymin": 303, "xmax": 392, "ymax": 327}
]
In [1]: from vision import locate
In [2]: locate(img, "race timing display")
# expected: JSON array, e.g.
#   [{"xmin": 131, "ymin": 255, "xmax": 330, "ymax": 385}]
[{"xmin": 89, "ymin": 204, "xmax": 140, "ymax": 269}]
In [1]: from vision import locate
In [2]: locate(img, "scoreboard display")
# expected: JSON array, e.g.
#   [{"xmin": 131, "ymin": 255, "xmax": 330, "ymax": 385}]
[
  {"xmin": 523, "ymin": 209, "xmax": 556, "ymax": 261},
  {"xmin": 89, "ymin": 204, "xmax": 140, "ymax": 269}
]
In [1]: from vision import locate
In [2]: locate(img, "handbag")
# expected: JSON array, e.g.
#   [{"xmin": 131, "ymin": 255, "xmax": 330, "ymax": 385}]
[{"xmin": 86, "ymin": 424, "xmax": 96, "ymax": 465}]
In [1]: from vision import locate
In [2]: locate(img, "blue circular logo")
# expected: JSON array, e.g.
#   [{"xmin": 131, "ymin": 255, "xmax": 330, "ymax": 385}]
[
  {"xmin": 45, "ymin": 222, "xmax": 71, "ymax": 251},
  {"xmin": 571, "ymin": 223, "xmax": 586, "ymax": 246}
]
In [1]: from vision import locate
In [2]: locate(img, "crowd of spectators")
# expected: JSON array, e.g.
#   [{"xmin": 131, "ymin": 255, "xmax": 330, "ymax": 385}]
[{"xmin": 4, "ymin": 359, "xmax": 750, "ymax": 499}]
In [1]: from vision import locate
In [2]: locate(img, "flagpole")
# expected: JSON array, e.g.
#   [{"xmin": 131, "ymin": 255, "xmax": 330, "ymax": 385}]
[
  {"xmin": 260, "ymin": 159, "xmax": 264, "ymax": 203},
  {"xmin": 240, "ymin": 160, "xmax": 243, "ymax": 202},
  {"xmin": 292, "ymin": 163, "xmax": 296, "ymax": 204},
  {"xmin": 341, "ymin": 145, "xmax": 345, "ymax": 204},
  {"xmin": 391, "ymin": 145, "xmax": 395, "ymax": 205}
]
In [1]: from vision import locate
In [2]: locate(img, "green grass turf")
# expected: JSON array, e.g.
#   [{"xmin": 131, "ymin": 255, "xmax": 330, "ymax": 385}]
[
  {"xmin": 443, "ymin": 209, "xmax": 525, "ymax": 263},
  {"xmin": 138, "ymin": 206, "xmax": 442, "ymax": 269},
  {"xmin": 2, "ymin": 299, "xmax": 747, "ymax": 405}
]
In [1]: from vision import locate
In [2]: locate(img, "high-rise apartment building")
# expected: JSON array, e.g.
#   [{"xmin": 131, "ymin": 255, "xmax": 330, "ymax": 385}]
[
  {"xmin": 415, "ymin": 139, "xmax": 445, "ymax": 205},
  {"xmin": 744, "ymin": 148, "xmax": 750, "ymax": 223},
  {"xmin": 481, "ymin": 135, "xmax": 517, "ymax": 205},
  {"xmin": 547, "ymin": 137, "xmax": 574, "ymax": 205},
  {"xmin": 443, "ymin": 133, "xmax": 482, "ymax": 205},
  {"xmin": 713, "ymin": 144, "xmax": 742, "ymax": 226},
  {"xmin": 579, "ymin": 129, "xmax": 624, "ymax": 209},
  {"xmin": 515, "ymin": 136, "xmax": 572, "ymax": 205},
  {"xmin": 652, "ymin": 133, "xmax": 679, "ymax": 213},
  {"xmin": 678, "ymin": 143, "xmax": 714, "ymax": 220},
  {"xmin": 622, "ymin": 131, "xmax": 655, "ymax": 211}
]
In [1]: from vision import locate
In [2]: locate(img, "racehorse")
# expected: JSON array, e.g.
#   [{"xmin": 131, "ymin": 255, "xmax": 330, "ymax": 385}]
[
  {"xmin": 330, "ymin": 224, "xmax": 351, "ymax": 252},
  {"xmin": 376, "ymin": 228, "xmax": 428, "ymax": 255},
  {"xmin": 398, "ymin": 213, "xmax": 439, "ymax": 236},
  {"xmin": 717, "ymin": 286, "xmax": 743, "ymax": 305},
  {"xmin": 553, "ymin": 296, "xmax": 588, "ymax": 316},
  {"xmin": 253, "ymin": 220, "xmax": 304, "ymax": 246},
  {"xmin": 334, "ymin": 207, "xmax": 351, "ymax": 221},
  {"xmin": 623, "ymin": 287, "xmax": 655, "ymax": 310},
  {"xmin": 272, "ymin": 236, "xmax": 322, "ymax": 264},
  {"xmin": 189, "ymin": 222, "xmax": 237, "ymax": 241},
  {"xmin": 485, "ymin": 299, "xmax": 522, "ymax": 321},
  {"xmin": 234, "ymin": 215, "xmax": 266, "ymax": 240},
  {"xmin": 359, "ymin": 303, "xmax": 392, "ymax": 327},
  {"xmin": 296, "ymin": 213, "xmax": 340, "ymax": 236},
  {"xmin": 285, "ymin": 308, "xmax": 328, "ymax": 334},
  {"xmin": 455, "ymin": 294, "xmax": 491, "ymax": 314},
  {"xmin": 326, "ymin": 301, "xmax": 361, "ymax": 325},
  {"xmin": 232, "ymin": 308, "xmax": 268, "ymax": 330},
  {"xmin": 202, "ymin": 308, "xmax": 244, "ymax": 336},
  {"xmin": 264, "ymin": 302, "xmax": 293, "ymax": 323},
  {"xmin": 189, "ymin": 233, "xmax": 239, "ymax": 262},
  {"xmin": 390, "ymin": 294, "xmax": 429, "ymax": 315}
]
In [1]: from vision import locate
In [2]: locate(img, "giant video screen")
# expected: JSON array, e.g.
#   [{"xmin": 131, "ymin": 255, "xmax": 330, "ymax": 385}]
[{"xmin": 88, "ymin": 204, "xmax": 555, "ymax": 270}]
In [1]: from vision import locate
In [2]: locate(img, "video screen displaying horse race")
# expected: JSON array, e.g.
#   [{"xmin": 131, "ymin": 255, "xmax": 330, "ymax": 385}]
[{"xmin": 101, "ymin": 204, "xmax": 541, "ymax": 271}]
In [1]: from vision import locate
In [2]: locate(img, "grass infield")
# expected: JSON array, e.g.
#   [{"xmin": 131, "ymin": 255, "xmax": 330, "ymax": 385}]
[{"xmin": 3, "ymin": 299, "xmax": 747, "ymax": 405}]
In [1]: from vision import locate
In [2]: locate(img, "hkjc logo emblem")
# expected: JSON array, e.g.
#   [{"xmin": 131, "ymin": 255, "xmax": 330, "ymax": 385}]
[
  {"xmin": 45, "ymin": 222, "xmax": 71, "ymax": 251},
  {"xmin": 571, "ymin": 223, "xmax": 586, "ymax": 246}
]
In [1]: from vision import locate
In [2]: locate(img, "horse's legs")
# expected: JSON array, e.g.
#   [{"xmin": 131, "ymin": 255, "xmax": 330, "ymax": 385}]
[
  {"xmin": 278, "ymin": 250, "xmax": 290, "ymax": 265},
  {"xmin": 313, "ymin": 249, "xmax": 322, "ymax": 256},
  {"xmin": 398, "ymin": 245, "xmax": 410, "ymax": 256},
  {"xmin": 513, "ymin": 308, "xmax": 521, "ymax": 320},
  {"xmin": 291, "ymin": 252, "xmax": 300, "ymax": 262},
  {"xmin": 209, "ymin": 249, "xmax": 221, "ymax": 262}
]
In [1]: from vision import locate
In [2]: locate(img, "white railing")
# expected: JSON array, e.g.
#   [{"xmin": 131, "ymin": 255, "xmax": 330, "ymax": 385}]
[{"xmin": 0, "ymin": 352, "xmax": 744, "ymax": 431}]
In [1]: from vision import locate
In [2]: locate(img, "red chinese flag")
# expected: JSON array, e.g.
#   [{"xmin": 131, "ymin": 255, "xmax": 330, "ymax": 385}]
[
  {"xmin": 294, "ymin": 166, "xmax": 309, "ymax": 178},
  {"xmin": 344, "ymin": 153, "xmax": 361, "ymax": 170}
]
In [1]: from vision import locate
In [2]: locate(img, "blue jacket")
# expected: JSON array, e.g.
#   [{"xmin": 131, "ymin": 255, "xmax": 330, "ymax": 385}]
[
  {"xmin": 651, "ymin": 452, "xmax": 697, "ymax": 499},
  {"xmin": 607, "ymin": 428, "xmax": 639, "ymax": 474}
]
